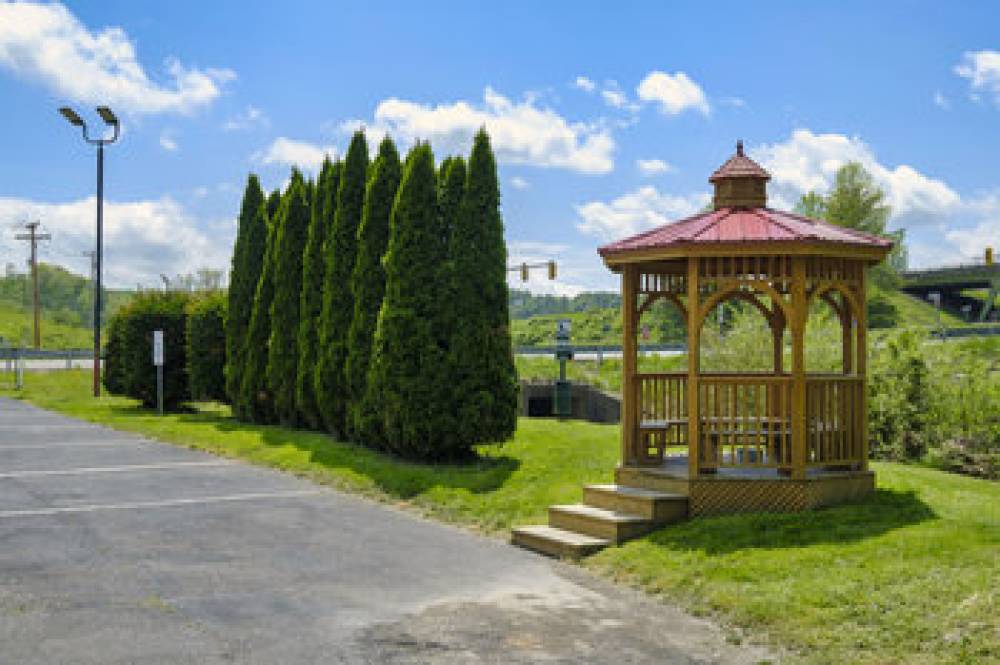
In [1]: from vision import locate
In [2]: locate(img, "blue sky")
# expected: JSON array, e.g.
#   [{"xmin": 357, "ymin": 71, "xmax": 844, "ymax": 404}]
[{"xmin": 1, "ymin": 1, "xmax": 999, "ymax": 292}]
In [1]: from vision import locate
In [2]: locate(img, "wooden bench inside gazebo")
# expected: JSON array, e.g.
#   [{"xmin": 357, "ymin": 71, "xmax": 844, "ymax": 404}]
[{"xmin": 513, "ymin": 141, "xmax": 892, "ymax": 559}]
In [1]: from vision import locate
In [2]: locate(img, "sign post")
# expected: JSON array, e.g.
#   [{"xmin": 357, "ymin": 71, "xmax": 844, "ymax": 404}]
[
  {"xmin": 553, "ymin": 319, "xmax": 573, "ymax": 417},
  {"xmin": 153, "ymin": 330, "xmax": 164, "ymax": 415}
]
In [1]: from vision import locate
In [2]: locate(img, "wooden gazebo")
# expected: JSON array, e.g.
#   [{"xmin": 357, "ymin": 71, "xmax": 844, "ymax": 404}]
[{"xmin": 514, "ymin": 142, "xmax": 892, "ymax": 558}]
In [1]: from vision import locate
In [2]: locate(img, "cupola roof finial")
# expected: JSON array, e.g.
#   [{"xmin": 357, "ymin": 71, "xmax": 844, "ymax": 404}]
[{"xmin": 736, "ymin": 139, "xmax": 744, "ymax": 156}]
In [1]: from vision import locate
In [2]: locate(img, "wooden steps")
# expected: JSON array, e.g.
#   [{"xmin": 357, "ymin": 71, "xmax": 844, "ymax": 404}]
[{"xmin": 512, "ymin": 484, "xmax": 688, "ymax": 559}]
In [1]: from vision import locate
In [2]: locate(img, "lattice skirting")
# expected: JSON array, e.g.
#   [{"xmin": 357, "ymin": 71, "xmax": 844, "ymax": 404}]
[{"xmin": 688, "ymin": 473, "xmax": 874, "ymax": 516}]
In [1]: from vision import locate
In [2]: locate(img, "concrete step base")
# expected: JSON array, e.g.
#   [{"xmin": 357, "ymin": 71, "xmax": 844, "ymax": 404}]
[{"xmin": 511, "ymin": 525, "xmax": 610, "ymax": 559}]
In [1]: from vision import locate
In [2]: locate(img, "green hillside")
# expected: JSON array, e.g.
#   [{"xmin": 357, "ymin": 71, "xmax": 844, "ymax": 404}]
[
  {"xmin": 511, "ymin": 286, "xmax": 971, "ymax": 348},
  {"xmin": 0, "ymin": 263, "xmax": 134, "ymax": 349},
  {"xmin": 0, "ymin": 301, "xmax": 93, "ymax": 349}
]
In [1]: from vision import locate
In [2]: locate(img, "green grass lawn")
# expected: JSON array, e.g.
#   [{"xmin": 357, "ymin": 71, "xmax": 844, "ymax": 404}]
[{"xmin": 3, "ymin": 370, "xmax": 998, "ymax": 664}]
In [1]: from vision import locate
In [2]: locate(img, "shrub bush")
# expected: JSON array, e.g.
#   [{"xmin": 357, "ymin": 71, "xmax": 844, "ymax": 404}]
[
  {"xmin": 869, "ymin": 329, "xmax": 931, "ymax": 460},
  {"xmin": 102, "ymin": 313, "xmax": 126, "ymax": 395},
  {"xmin": 186, "ymin": 292, "xmax": 227, "ymax": 402},
  {"xmin": 109, "ymin": 291, "xmax": 191, "ymax": 410}
]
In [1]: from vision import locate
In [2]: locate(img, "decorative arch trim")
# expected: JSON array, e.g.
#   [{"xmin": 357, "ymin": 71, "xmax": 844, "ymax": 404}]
[{"xmin": 696, "ymin": 279, "xmax": 790, "ymax": 332}]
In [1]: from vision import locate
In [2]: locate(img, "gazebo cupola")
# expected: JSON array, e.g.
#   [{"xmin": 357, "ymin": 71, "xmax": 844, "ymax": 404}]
[{"xmin": 709, "ymin": 139, "xmax": 770, "ymax": 209}]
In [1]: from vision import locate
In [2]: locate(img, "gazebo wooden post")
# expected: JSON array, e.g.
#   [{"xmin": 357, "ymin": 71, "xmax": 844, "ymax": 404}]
[
  {"xmin": 686, "ymin": 257, "xmax": 701, "ymax": 478},
  {"xmin": 841, "ymin": 307, "xmax": 854, "ymax": 375},
  {"xmin": 790, "ymin": 257, "xmax": 808, "ymax": 480},
  {"xmin": 857, "ymin": 269, "xmax": 869, "ymax": 471},
  {"xmin": 621, "ymin": 264, "xmax": 638, "ymax": 466}
]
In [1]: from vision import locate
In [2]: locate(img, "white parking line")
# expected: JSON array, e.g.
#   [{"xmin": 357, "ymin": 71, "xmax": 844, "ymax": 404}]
[
  {"xmin": 0, "ymin": 461, "xmax": 230, "ymax": 479},
  {"xmin": 0, "ymin": 442, "xmax": 140, "ymax": 450},
  {"xmin": 0, "ymin": 490, "xmax": 323, "ymax": 518},
  {"xmin": 0, "ymin": 424, "xmax": 107, "ymax": 430}
]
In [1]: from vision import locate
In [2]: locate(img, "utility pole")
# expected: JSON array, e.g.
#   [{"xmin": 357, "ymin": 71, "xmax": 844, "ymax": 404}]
[{"xmin": 15, "ymin": 221, "xmax": 51, "ymax": 349}]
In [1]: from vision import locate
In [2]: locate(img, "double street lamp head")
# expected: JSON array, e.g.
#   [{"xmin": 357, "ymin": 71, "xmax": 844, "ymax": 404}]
[{"xmin": 58, "ymin": 105, "xmax": 120, "ymax": 143}]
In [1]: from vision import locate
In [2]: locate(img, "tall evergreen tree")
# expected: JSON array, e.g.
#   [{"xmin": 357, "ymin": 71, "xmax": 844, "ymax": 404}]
[
  {"xmin": 238, "ymin": 189, "xmax": 282, "ymax": 423},
  {"xmin": 436, "ymin": 156, "xmax": 466, "ymax": 339},
  {"xmin": 450, "ymin": 129, "xmax": 518, "ymax": 445},
  {"xmin": 267, "ymin": 171, "xmax": 311, "ymax": 426},
  {"xmin": 225, "ymin": 175, "xmax": 265, "ymax": 406},
  {"xmin": 363, "ymin": 143, "xmax": 455, "ymax": 458},
  {"xmin": 296, "ymin": 158, "xmax": 341, "ymax": 429},
  {"xmin": 315, "ymin": 131, "xmax": 369, "ymax": 436},
  {"xmin": 346, "ymin": 137, "xmax": 401, "ymax": 439}
]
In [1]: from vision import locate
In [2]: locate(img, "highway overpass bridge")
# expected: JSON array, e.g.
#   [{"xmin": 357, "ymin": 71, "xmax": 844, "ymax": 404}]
[{"xmin": 901, "ymin": 261, "xmax": 1000, "ymax": 322}]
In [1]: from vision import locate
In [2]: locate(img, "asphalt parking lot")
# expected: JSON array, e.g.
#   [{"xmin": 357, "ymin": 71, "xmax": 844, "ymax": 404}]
[{"xmin": 0, "ymin": 397, "xmax": 771, "ymax": 664}]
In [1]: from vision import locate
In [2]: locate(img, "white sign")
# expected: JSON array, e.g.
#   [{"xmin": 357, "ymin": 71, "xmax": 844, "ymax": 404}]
[{"xmin": 153, "ymin": 330, "xmax": 164, "ymax": 366}]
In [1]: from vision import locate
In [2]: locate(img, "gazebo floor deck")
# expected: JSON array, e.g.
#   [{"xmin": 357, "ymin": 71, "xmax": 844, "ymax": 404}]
[
  {"xmin": 630, "ymin": 454, "xmax": 865, "ymax": 480},
  {"xmin": 617, "ymin": 456, "xmax": 875, "ymax": 516}
]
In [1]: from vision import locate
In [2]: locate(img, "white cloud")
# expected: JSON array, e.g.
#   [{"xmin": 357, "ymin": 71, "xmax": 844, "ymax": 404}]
[
  {"xmin": 0, "ymin": 195, "xmax": 231, "ymax": 287},
  {"xmin": 753, "ymin": 129, "xmax": 960, "ymax": 228},
  {"xmin": 159, "ymin": 131, "xmax": 178, "ymax": 152},
  {"xmin": 343, "ymin": 87, "xmax": 615, "ymax": 174},
  {"xmin": 573, "ymin": 76, "xmax": 596, "ymax": 93},
  {"xmin": 954, "ymin": 50, "xmax": 1000, "ymax": 105},
  {"xmin": 721, "ymin": 96, "xmax": 747, "ymax": 109},
  {"xmin": 943, "ymin": 220, "xmax": 1000, "ymax": 261},
  {"xmin": 257, "ymin": 137, "xmax": 336, "ymax": 172},
  {"xmin": 933, "ymin": 91, "xmax": 951, "ymax": 110},
  {"xmin": 510, "ymin": 176, "xmax": 530, "ymax": 190},
  {"xmin": 223, "ymin": 105, "xmax": 268, "ymax": 131},
  {"xmin": 636, "ymin": 158, "xmax": 673, "ymax": 176},
  {"xmin": 601, "ymin": 89, "xmax": 628, "ymax": 109},
  {"xmin": 636, "ymin": 71, "xmax": 710, "ymax": 116},
  {"xmin": 575, "ymin": 186, "xmax": 709, "ymax": 241},
  {"xmin": 0, "ymin": 2, "xmax": 233, "ymax": 115}
]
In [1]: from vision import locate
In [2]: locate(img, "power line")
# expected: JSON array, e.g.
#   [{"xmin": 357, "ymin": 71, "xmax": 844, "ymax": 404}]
[{"xmin": 14, "ymin": 221, "xmax": 51, "ymax": 349}]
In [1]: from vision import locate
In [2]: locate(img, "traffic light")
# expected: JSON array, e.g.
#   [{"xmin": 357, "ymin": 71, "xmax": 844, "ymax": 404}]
[
  {"xmin": 547, "ymin": 260, "xmax": 557, "ymax": 280},
  {"xmin": 520, "ymin": 262, "xmax": 529, "ymax": 281},
  {"xmin": 987, "ymin": 247, "xmax": 994, "ymax": 265}
]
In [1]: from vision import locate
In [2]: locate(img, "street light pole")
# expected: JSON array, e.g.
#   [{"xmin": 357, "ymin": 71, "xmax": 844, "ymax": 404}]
[{"xmin": 59, "ymin": 106, "xmax": 120, "ymax": 397}]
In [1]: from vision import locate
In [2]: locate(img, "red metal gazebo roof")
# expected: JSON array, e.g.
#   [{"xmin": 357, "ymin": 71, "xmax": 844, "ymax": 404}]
[{"xmin": 598, "ymin": 207, "xmax": 894, "ymax": 260}]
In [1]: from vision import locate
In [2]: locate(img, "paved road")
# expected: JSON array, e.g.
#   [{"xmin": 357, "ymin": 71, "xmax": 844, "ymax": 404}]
[{"xmin": 0, "ymin": 398, "xmax": 771, "ymax": 664}]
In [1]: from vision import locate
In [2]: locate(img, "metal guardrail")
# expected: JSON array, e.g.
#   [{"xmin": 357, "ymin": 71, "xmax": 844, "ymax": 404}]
[
  {"xmin": 0, "ymin": 348, "xmax": 95, "ymax": 361},
  {"xmin": 931, "ymin": 325, "xmax": 1000, "ymax": 339},
  {"xmin": 516, "ymin": 343, "xmax": 685, "ymax": 355}
]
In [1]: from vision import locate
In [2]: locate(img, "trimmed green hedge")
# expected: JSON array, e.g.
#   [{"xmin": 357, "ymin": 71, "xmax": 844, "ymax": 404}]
[
  {"xmin": 107, "ymin": 291, "xmax": 190, "ymax": 409},
  {"xmin": 186, "ymin": 292, "xmax": 227, "ymax": 402}
]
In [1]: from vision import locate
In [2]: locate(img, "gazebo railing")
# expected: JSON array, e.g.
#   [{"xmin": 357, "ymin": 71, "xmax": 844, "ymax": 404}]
[
  {"xmin": 698, "ymin": 374, "xmax": 792, "ymax": 469},
  {"xmin": 633, "ymin": 372, "xmax": 865, "ymax": 472},
  {"xmin": 806, "ymin": 375, "xmax": 864, "ymax": 467}
]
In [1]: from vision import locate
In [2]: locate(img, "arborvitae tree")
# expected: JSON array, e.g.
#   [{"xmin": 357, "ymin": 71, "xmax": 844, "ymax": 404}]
[
  {"xmin": 315, "ymin": 131, "xmax": 369, "ymax": 436},
  {"xmin": 450, "ymin": 129, "xmax": 518, "ymax": 444},
  {"xmin": 436, "ymin": 156, "xmax": 466, "ymax": 339},
  {"xmin": 225, "ymin": 175, "xmax": 265, "ymax": 405},
  {"xmin": 296, "ymin": 158, "xmax": 341, "ymax": 429},
  {"xmin": 267, "ymin": 171, "xmax": 311, "ymax": 426},
  {"xmin": 346, "ymin": 136, "xmax": 401, "ymax": 439},
  {"xmin": 363, "ymin": 142, "xmax": 455, "ymax": 458},
  {"xmin": 238, "ymin": 189, "xmax": 282, "ymax": 423}
]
